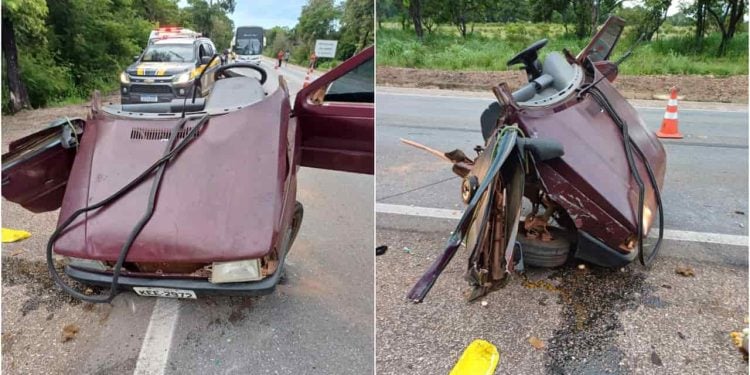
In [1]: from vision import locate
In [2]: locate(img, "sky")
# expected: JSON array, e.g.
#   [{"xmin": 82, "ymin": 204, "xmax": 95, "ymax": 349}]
[
  {"xmin": 622, "ymin": 0, "xmax": 691, "ymax": 16},
  {"xmin": 177, "ymin": 0, "xmax": 308, "ymax": 29},
  {"xmin": 228, "ymin": 0, "xmax": 308, "ymax": 29}
]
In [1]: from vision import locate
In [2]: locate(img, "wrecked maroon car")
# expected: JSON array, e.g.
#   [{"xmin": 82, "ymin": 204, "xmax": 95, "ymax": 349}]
[
  {"xmin": 2, "ymin": 46, "xmax": 374, "ymax": 302},
  {"xmin": 405, "ymin": 17, "xmax": 666, "ymax": 302}
]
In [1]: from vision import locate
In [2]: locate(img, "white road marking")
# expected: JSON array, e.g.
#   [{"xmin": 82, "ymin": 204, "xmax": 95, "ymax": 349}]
[
  {"xmin": 133, "ymin": 298, "xmax": 181, "ymax": 375},
  {"xmin": 377, "ymin": 203, "xmax": 462, "ymax": 220},
  {"xmin": 376, "ymin": 203, "xmax": 749, "ymax": 247},
  {"xmin": 128, "ymin": 64, "xmax": 312, "ymax": 375},
  {"xmin": 376, "ymin": 91, "xmax": 749, "ymax": 113}
]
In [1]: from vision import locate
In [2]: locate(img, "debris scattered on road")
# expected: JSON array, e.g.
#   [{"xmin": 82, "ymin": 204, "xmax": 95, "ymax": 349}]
[
  {"xmin": 61, "ymin": 324, "xmax": 79, "ymax": 342},
  {"xmin": 577, "ymin": 264, "xmax": 586, "ymax": 270},
  {"xmin": 675, "ymin": 265, "xmax": 695, "ymax": 277},
  {"xmin": 9, "ymin": 249, "xmax": 24, "ymax": 256},
  {"xmin": 449, "ymin": 339, "xmax": 499, "ymax": 375},
  {"xmin": 403, "ymin": 247, "xmax": 413, "ymax": 254},
  {"xmin": 528, "ymin": 336, "xmax": 545, "ymax": 349},
  {"xmin": 480, "ymin": 300, "xmax": 488, "ymax": 307},
  {"xmin": 1, "ymin": 228, "xmax": 31, "ymax": 243},
  {"xmin": 84, "ymin": 288, "xmax": 94, "ymax": 296},
  {"xmin": 650, "ymin": 350, "xmax": 663, "ymax": 366},
  {"xmin": 734, "ymin": 210, "xmax": 745, "ymax": 215},
  {"xmin": 376, "ymin": 245, "xmax": 388, "ymax": 256},
  {"xmin": 677, "ymin": 331, "xmax": 686, "ymax": 340},
  {"xmin": 522, "ymin": 276, "xmax": 558, "ymax": 292},
  {"xmin": 730, "ymin": 329, "xmax": 749, "ymax": 359}
]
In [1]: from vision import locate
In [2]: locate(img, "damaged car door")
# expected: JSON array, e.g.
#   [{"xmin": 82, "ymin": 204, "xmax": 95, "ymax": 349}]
[
  {"xmin": 2, "ymin": 118, "xmax": 85, "ymax": 213},
  {"xmin": 293, "ymin": 46, "xmax": 374, "ymax": 174}
]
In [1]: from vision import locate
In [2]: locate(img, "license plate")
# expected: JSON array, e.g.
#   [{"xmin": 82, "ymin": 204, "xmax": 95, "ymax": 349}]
[
  {"xmin": 140, "ymin": 95, "xmax": 158, "ymax": 102},
  {"xmin": 133, "ymin": 287, "xmax": 196, "ymax": 299}
]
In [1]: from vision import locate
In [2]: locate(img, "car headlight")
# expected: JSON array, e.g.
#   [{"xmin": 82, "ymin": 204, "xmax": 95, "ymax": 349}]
[
  {"xmin": 209, "ymin": 259, "xmax": 262, "ymax": 283},
  {"xmin": 173, "ymin": 71, "xmax": 192, "ymax": 84},
  {"xmin": 120, "ymin": 72, "xmax": 130, "ymax": 84},
  {"xmin": 67, "ymin": 257, "xmax": 108, "ymax": 272}
]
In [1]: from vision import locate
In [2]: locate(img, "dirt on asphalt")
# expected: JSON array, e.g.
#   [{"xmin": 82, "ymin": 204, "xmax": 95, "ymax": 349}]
[
  {"xmin": 377, "ymin": 67, "xmax": 749, "ymax": 103},
  {"xmin": 2, "ymin": 92, "xmax": 121, "ymax": 375},
  {"xmin": 375, "ymin": 225, "xmax": 749, "ymax": 375}
]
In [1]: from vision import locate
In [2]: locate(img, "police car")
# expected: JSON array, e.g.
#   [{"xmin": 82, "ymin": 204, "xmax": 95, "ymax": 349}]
[{"xmin": 120, "ymin": 28, "xmax": 220, "ymax": 104}]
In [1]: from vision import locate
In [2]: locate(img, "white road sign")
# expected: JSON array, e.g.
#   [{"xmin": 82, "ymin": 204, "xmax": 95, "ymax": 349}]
[{"xmin": 314, "ymin": 40, "xmax": 338, "ymax": 58}]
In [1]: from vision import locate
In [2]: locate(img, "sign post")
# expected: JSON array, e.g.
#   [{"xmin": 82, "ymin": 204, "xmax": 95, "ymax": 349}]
[{"xmin": 314, "ymin": 40, "xmax": 338, "ymax": 58}]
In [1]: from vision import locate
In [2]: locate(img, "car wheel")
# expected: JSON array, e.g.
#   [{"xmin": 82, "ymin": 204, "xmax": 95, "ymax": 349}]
[{"xmin": 519, "ymin": 226, "xmax": 572, "ymax": 268}]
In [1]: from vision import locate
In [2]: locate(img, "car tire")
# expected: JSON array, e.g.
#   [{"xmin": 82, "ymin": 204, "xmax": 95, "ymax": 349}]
[{"xmin": 519, "ymin": 226, "xmax": 572, "ymax": 268}]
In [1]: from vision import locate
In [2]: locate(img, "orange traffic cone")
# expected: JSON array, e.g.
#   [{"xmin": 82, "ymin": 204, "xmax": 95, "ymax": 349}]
[
  {"xmin": 656, "ymin": 87, "xmax": 683, "ymax": 139},
  {"xmin": 303, "ymin": 72, "xmax": 312, "ymax": 88}
]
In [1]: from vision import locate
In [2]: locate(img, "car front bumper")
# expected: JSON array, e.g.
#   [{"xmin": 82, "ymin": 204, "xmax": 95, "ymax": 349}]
[
  {"xmin": 573, "ymin": 230, "xmax": 638, "ymax": 268},
  {"xmin": 64, "ymin": 264, "xmax": 283, "ymax": 297},
  {"xmin": 120, "ymin": 82, "xmax": 194, "ymax": 104}
]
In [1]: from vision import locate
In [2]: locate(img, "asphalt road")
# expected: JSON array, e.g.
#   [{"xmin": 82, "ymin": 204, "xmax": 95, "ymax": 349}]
[
  {"xmin": 375, "ymin": 88, "xmax": 749, "ymax": 374},
  {"xmin": 2, "ymin": 61, "xmax": 373, "ymax": 375}
]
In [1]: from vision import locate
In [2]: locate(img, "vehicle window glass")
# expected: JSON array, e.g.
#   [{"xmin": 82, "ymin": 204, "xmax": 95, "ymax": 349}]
[
  {"xmin": 323, "ymin": 57, "xmax": 374, "ymax": 104},
  {"xmin": 234, "ymin": 27, "xmax": 264, "ymax": 55},
  {"xmin": 141, "ymin": 44, "xmax": 194, "ymax": 63}
]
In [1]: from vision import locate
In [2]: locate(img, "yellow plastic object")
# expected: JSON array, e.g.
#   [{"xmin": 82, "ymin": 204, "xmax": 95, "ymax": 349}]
[
  {"xmin": 450, "ymin": 339, "xmax": 500, "ymax": 375},
  {"xmin": 2, "ymin": 228, "xmax": 31, "ymax": 243}
]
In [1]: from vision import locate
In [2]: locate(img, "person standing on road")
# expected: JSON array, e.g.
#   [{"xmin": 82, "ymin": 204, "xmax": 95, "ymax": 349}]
[
  {"xmin": 284, "ymin": 49, "xmax": 290, "ymax": 67},
  {"xmin": 309, "ymin": 52, "xmax": 317, "ymax": 72},
  {"xmin": 277, "ymin": 50, "xmax": 284, "ymax": 68},
  {"xmin": 221, "ymin": 49, "xmax": 229, "ymax": 65}
]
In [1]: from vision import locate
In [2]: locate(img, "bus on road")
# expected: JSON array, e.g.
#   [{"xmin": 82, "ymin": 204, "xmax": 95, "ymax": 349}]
[{"xmin": 230, "ymin": 26, "xmax": 264, "ymax": 65}]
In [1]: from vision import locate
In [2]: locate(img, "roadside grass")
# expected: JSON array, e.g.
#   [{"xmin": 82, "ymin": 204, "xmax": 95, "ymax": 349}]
[{"xmin": 377, "ymin": 23, "xmax": 748, "ymax": 76}]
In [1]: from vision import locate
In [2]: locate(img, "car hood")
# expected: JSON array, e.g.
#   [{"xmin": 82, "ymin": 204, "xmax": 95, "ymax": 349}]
[
  {"xmin": 54, "ymin": 88, "xmax": 294, "ymax": 263},
  {"xmin": 126, "ymin": 62, "xmax": 194, "ymax": 77}
]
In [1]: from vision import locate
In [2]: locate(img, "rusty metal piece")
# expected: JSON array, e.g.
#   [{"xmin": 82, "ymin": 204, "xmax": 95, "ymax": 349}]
[
  {"xmin": 131, "ymin": 262, "xmax": 206, "ymax": 274},
  {"xmin": 400, "ymin": 138, "xmax": 475, "ymax": 178},
  {"xmin": 491, "ymin": 83, "xmax": 519, "ymax": 122},
  {"xmin": 452, "ymin": 162, "xmax": 472, "ymax": 178},
  {"xmin": 445, "ymin": 149, "xmax": 473, "ymax": 164}
]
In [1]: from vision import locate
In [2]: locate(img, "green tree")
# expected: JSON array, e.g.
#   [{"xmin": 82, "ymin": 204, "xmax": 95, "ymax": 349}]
[
  {"xmin": 339, "ymin": 0, "xmax": 374, "ymax": 58},
  {"xmin": 2, "ymin": 0, "xmax": 47, "ymax": 112},
  {"xmin": 132, "ymin": 0, "xmax": 181, "ymax": 24},
  {"xmin": 268, "ymin": 27, "xmax": 292, "ymax": 57},
  {"xmin": 46, "ymin": 0, "xmax": 151, "ymax": 91},
  {"xmin": 180, "ymin": 0, "xmax": 235, "ymax": 48},
  {"xmin": 297, "ymin": 0, "xmax": 339, "ymax": 45},
  {"xmin": 633, "ymin": 0, "xmax": 672, "ymax": 41},
  {"xmin": 706, "ymin": 0, "xmax": 746, "ymax": 56}
]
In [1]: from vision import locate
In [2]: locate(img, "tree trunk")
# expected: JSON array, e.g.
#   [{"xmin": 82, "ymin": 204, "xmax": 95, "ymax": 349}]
[
  {"xmin": 717, "ymin": 35, "xmax": 728, "ymax": 56},
  {"xmin": 2, "ymin": 16, "xmax": 30, "ymax": 113},
  {"xmin": 727, "ymin": 0, "xmax": 745, "ymax": 38},
  {"xmin": 706, "ymin": 5, "xmax": 729, "ymax": 56},
  {"xmin": 695, "ymin": 0, "xmax": 706, "ymax": 50},
  {"xmin": 591, "ymin": 0, "xmax": 599, "ymax": 36},
  {"xmin": 360, "ymin": 29, "xmax": 370, "ymax": 50},
  {"xmin": 409, "ymin": 0, "xmax": 424, "ymax": 39}
]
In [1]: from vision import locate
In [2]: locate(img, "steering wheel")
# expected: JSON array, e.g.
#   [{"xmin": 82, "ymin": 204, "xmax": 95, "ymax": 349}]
[
  {"xmin": 507, "ymin": 38, "xmax": 548, "ymax": 80},
  {"xmin": 214, "ymin": 63, "xmax": 267, "ymax": 84}
]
